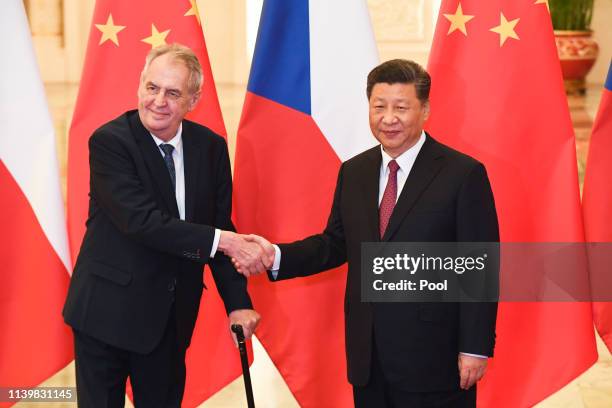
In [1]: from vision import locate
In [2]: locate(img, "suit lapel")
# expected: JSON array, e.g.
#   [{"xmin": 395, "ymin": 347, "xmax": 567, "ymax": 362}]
[
  {"xmin": 360, "ymin": 147, "xmax": 383, "ymax": 242},
  {"xmin": 382, "ymin": 135, "xmax": 445, "ymax": 242},
  {"xmin": 129, "ymin": 112, "xmax": 180, "ymax": 218},
  {"xmin": 182, "ymin": 123, "xmax": 200, "ymax": 223}
]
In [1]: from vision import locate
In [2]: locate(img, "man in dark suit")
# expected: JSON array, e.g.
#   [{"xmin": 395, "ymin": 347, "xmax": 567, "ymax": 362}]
[
  {"xmin": 245, "ymin": 59, "xmax": 499, "ymax": 407},
  {"xmin": 63, "ymin": 44, "xmax": 268, "ymax": 407}
]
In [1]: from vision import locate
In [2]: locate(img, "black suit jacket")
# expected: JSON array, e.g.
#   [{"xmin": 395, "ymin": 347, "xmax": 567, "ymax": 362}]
[
  {"xmin": 271, "ymin": 135, "xmax": 498, "ymax": 391},
  {"xmin": 63, "ymin": 110, "xmax": 251, "ymax": 354}
]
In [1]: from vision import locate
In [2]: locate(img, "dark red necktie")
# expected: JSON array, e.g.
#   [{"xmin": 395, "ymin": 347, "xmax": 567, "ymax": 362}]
[{"xmin": 379, "ymin": 159, "xmax": 400, "ymax": 238}]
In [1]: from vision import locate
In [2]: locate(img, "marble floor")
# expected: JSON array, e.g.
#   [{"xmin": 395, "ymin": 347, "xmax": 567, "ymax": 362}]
[{"xmin": 23, "ymin": 81, "xmax": 611, "ymax": 408}]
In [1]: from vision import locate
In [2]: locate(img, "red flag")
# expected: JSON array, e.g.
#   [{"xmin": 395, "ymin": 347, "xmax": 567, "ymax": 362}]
[
  {"xmin": 0, "ymin": 1, "xmax": 72, "ymax": 405},
  {"xmin": 427, "ymin": 1, "xmax": 597, "ymax": 406},
  {"xmin": 66, "ymin": 1, "xmax": 241, "ymax": 405},
  {"xmin": 583, "ymin": 62, "xmax": 612, "ymax": 352}
]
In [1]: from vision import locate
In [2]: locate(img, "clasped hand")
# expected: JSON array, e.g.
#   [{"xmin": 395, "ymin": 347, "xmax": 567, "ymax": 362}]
[{"xmin": 218, "ymin": 231, "xmax": 275, "ymax": 277}]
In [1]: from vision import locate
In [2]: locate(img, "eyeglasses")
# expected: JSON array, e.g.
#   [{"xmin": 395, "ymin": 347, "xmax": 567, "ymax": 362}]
[{"xmin": 144, "ymin": 83, "xmax": 184, "ymax": 102}]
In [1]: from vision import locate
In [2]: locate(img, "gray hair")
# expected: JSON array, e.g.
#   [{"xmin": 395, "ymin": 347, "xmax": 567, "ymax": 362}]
[{"xmin": 142, "ymin": 43, "xmax": 203, "ymax": 94}]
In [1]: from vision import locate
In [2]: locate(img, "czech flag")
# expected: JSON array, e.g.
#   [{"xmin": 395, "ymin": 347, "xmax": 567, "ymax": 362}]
[{"xmin": 233, "ymin": 0, "xmax": 378, "ymax": 406}]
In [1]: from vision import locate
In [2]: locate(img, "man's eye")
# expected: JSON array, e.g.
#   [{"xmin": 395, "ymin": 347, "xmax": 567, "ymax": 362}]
[
  {"xmin": 147, "ymin": 85, "xmax": 157, "ymax": 92},
  {"xmin": 168, "ymin": 91, "xmax": 181, "ymax": 99}
]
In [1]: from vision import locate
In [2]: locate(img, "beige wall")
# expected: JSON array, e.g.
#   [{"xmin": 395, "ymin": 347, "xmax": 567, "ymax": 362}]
[
  {"xmin": 369, "ymin": 0, "xmax": 440, "ymax": 66},
  {"xmin": 28, "ymin": 0, "xmax": 93, "ymax": 82},
  {"xmin": 198, "ymin": 0, "xmax": 249, "ymax": 86}
]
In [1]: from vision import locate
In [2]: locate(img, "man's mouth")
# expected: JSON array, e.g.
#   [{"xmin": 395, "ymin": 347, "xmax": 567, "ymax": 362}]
[{"xmin": 149, "ymin": 109, "xmax": 169, "ymax": 119}]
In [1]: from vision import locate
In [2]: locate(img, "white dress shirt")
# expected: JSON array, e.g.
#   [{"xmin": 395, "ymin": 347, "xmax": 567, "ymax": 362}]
[{"xmin": 151, "ymin": 125, "xmax": 220, "ymax": 257}]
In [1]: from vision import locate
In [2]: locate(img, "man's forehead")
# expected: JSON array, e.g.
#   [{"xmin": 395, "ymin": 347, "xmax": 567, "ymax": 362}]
[
  {"xmin": 370, "ymin": 94, "xmax": 415, "ymax": 102},
  {"xmin": 143, "ymin": 79, "xmax": 182, "ymax": 90},
  {"xmin": 371, "ymin": 83, "xmax": 417, "ymax": 96}
]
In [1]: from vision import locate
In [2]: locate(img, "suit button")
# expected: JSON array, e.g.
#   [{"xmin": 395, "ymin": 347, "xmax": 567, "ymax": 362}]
[{"xmin": 168, "ymin": 279, "xmax": 176, "ymax": 292}]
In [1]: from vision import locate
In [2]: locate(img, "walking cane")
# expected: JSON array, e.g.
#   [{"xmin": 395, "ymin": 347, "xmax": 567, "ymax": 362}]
[{"xmin": 231, "ymin": 324, "xmax": 256, "ymax": 408}]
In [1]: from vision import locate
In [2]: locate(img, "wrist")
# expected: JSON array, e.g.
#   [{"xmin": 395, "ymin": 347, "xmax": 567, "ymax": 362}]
[{"xmin": 218, "ymin": 230, "xmax": 236, "ymax": 252}]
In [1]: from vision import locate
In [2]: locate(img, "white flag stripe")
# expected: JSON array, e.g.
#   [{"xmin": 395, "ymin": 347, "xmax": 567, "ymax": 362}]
[
  {"xmin": 0, "ymin": 0, "xmax": 71, "ymax": 271},
  {"xmin": 309, "ymin": 0, "xmax": 379, "ymax": 162}
]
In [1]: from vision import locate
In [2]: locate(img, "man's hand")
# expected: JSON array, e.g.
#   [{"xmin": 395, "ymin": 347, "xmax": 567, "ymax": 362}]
[
  {"xmin": 228, "ymin": 309, "xmax": 261, "ymax": 345},
  {"xmin": 237, "ymin": 234, "xmax": 275, "ymax": 273},
  {"xmin": 458, "ymin": 354, "xmax": 488, "ymax": 390},
  {"xmin": 218, "ymin": 231, "xmax": 272, "ymax": 276}
]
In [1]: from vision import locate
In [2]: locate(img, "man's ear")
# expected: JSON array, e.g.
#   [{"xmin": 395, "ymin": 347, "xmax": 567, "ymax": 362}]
[
  {"xmin": 423, "ymin": 101, "xmax": 431, "ymax": 120},
  {"xmin": 188, "ymin": 91, "xmax": 201, "ymax": 111}
]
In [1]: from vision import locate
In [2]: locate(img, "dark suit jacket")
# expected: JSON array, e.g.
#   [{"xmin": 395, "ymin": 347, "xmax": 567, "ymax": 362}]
[
  {"xmin": 270, "ymin": 135, "xmax": 498, "ymax": 392},
  {"xmin": 63, "ymin": 110, "xmax": 251, "ymax": 354}
]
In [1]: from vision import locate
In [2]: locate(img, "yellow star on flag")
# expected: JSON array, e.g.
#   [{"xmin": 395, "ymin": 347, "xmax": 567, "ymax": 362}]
[
  {"xmin": 534, "ymin": 0, "xmax": 550, "ymax": 13},
  {"xmin": 142, "ymin": 24, "xmax": 171, "ymax": 49},
  {"xmin": 184, "ymin": 0, "xmax": 201, "ymax": 25},
  {"xmin": 490, "ymin": 13, "xmax": 520, "ymax": 47},
  {"xmin": 443, "ymin": 3, "xmax": 474, "ymax": 36},
  {"xmin": 95, "ymin": 14, "xmax": 126, "ymax": 46}
]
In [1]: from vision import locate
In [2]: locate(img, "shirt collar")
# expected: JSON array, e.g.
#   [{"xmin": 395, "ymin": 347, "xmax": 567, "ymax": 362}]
[
  {"xmin": 150, "ymin": 124, "xmax": 183, "ymax": 156},
  {"xmin": 380, "ymin": 130, "xmax": 426, "ymax": 174}
]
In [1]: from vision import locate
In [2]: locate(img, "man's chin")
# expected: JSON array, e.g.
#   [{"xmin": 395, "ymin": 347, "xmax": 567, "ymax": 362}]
[
  {"xmin": 381, "ymin": 141, "xmax": 401, "ymax": 151},
  {"xmin": 145, "ymin": 117, "xmax": 170, "ymax": 129},
  {"xmin": 142, "ymin": 120, "xmax": 169, "ymax": 135},
  {"xmin": 149, "ymin": 114, "xmax": 170, "ymax": 122}
]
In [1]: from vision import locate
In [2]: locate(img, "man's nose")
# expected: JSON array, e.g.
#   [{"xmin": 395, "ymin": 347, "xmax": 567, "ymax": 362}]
[
  {"xmin": 154, "ymin": 90, "xmax": 167, "ymax": 106},
  {"xmin": 382, "ymin": 109, "xmax": 397, "ymax": 124}
]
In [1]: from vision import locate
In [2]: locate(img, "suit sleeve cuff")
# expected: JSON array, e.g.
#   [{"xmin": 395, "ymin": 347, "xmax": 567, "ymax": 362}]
[
  {"xmin": 459, "ymin": 352, "xmax": 488, "ymax": 359},
  {"xmin": 210, "ymin": 228, "xmax": 221, "ymax": 257},
  {"xmin": 270, "ymin": 244, "xmax": 281, "ymax": 279}
]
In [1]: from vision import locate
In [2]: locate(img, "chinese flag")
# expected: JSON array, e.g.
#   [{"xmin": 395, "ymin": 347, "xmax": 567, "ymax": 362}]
[
  {"xmin": 427, "ymin": 1, "xmax": 597, "ymax": 406},
  {"xmin": 0, "ymin": 1, "xmax": 72, "ymax": 407},
  {"xmin": 67, "ymin": 1, "xmax": 241, "ymax": 406},
  {"xmin": 583, "ymin": 62, "xmax": 612, "ymax": 353}
]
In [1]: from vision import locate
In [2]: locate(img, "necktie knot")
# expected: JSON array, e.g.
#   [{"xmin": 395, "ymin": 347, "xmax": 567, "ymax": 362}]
[
  {"xmin": 388, "ymin": 159, "xmax": 400, "ymax": 174},
  {"xmin": 159, "ymin": 143, "xmax": 175, "ymax": 157}
]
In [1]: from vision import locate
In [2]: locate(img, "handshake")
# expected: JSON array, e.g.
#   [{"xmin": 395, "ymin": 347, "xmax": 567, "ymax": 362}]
[{"xmin": 218, "ymin": 231, "xmax": 276, "ymax": 277}]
